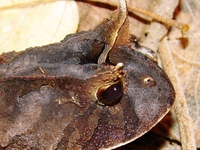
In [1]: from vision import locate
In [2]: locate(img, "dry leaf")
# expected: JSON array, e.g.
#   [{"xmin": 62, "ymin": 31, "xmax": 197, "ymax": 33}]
[{"xmin": 0, "ymin": 0, "xmax": 79, "ymax": 52}]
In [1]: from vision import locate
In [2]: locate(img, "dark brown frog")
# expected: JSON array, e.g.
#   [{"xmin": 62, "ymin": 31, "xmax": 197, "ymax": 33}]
[{"xmin": 0, "ymin": 0, "xmax": 175, "ymax": 149}]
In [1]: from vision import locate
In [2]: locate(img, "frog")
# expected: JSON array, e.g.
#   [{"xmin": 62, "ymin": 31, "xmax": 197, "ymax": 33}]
[{"xmin": 0, "ymin": 0, "xmax": 175, "ymax": 149}]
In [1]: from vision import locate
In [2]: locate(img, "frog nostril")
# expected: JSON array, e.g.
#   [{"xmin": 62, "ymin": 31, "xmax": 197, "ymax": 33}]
[{"xmin": 142, "ymin": 76, "xmax": 156, "ymax": 88}]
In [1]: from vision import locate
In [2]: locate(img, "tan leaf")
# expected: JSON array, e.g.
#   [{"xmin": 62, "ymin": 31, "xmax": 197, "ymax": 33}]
[{"xmin": 0, "ymin": 0, "xmax": 79, "ymax": 52}]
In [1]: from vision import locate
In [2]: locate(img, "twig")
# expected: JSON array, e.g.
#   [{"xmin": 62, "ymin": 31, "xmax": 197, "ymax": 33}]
[{"xmin": 159, "ymin": 37, "xmax": 196, "ymax": 150}]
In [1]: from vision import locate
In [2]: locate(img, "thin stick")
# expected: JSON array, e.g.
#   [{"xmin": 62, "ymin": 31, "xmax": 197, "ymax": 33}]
[
  {"xmin": 87, "ymin": 0, "xmax": 190, "ymax": 36},
  {"xmin": 159, "ymin": 38, "xmax": 196, "ymax": 150},
  {"xmin": 129, "ymin": 6, "xmax": 189, "ymax": 37}
]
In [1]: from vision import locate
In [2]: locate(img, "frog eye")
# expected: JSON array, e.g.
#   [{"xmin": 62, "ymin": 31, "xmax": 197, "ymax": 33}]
[
  {"xmin": 142, "ymin": 76, "xmax": 156, "ymax": 87},
  {"xmin": 96, "ymin": 83, "xmax": 123, "ymax": 106}
]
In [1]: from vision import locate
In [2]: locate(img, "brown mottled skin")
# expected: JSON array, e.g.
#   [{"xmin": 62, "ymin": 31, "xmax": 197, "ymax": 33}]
[{"xmin": 0, "ymin": 0, "xmax": 175, "ymax": 149}]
